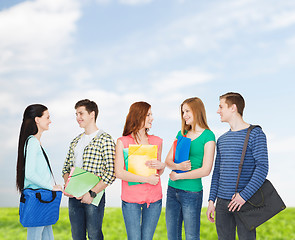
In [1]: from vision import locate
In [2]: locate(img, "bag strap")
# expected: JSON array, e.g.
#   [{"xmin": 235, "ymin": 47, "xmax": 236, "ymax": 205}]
[
  {"xmin": 235, "ymin": 125, "xmax": 261, "ymax": 193},
  {"xmin": 24, "ymin": 136, "xmax": 57, "ymax": 186},
  {"xmin": 40, "ymin": 146, "xmax": 57, "ymax": 185}
]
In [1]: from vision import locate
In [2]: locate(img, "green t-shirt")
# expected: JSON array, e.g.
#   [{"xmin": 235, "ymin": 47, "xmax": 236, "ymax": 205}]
[{"xmin": 168, "ymin": 129, "xmax": 215, "ymax": 192}]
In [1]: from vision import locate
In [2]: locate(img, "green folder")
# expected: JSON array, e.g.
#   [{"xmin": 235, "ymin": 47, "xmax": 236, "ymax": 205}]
[{"xmin": 64, "ymin": 167, "xmax": 104, "ymax": 206}]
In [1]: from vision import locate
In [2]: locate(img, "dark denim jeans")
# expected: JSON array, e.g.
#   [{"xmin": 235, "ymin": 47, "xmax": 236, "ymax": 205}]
[
  {"xmin": 68, "ymin": 193, "xmax": 105, "ymax": 240},
  {"xmin": 122, "ymin": 199, "xmax": 162, "ymax": 240},
  {"xmin": 165, "ymin": 186, "xmax": 203, "ymax": 240},
  {"xmin": 215, "ymin": 198, "xmax": 256, "ymax": 240}
]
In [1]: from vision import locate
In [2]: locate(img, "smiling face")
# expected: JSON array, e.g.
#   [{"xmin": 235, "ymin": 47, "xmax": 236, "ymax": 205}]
[
  {"xmin": 217, "ymin": 98, "xmax": 233, "ymax": 122},
  {"xmin": 182, "ymin": 103, "xmax": 194, "ymax": 126},
  {"xmin": 144, "ymin": 108, "xmax": 153, "ymax": 130},
  {"xmin": 75, "ymin": 106, "xmax": 95, "ymax": 129},
  {"xmin": 35, "ymin": 110, "xmax": 51, "ymax": 131}
]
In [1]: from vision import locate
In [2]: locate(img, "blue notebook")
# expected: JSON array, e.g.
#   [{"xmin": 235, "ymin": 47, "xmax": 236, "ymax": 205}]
[{"xmin": 173, "ymin": 135, "xmax": 191, "ymax": 173}]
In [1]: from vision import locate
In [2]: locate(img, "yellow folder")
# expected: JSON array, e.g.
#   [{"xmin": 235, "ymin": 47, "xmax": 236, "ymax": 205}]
[{"xmin": 128, "ymin": 144, "xmax": 158, "ymax": 177}]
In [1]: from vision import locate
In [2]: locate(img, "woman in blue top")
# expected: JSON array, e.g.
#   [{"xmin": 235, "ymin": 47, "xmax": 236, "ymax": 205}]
[
  {"xmin": 16, "ymin": 104, "xmax": 62, "ymax": 240},
  {"xmin": 165, "ymin": 97, "xmax": 216, "ymax": 240}
]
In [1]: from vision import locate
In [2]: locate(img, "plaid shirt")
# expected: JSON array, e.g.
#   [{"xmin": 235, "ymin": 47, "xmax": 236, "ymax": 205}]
[{"xmin": 62, "ymin": 131, "xmax": 116, "ymax": 185}]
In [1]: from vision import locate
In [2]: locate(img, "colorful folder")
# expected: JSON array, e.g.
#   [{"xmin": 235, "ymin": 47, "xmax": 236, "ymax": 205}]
[
  {"xmin": 64, "ymin": 167, "xmax": 104, "ymax": 206},
  {"xmin": 173, "ymin": 135, "xmax": 191, "ymax": 173},
  {"xmin": 128, "ymin": 144, "xmax": 158, "ymax": 177},
  {"xmin": 123, "ymin": 148, "xmax": 141, "ymax": 186}
]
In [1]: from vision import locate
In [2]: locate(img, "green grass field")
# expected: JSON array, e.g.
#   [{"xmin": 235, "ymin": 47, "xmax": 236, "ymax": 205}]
[{"xmin": 0, "ymin": 207, "xmax": 294, "ymax": 239}]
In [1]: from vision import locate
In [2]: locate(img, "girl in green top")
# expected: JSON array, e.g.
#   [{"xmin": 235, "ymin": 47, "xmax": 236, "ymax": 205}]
[{"xmin": 165, "ymin": 97, "xmax": 216, "ymax": 240}]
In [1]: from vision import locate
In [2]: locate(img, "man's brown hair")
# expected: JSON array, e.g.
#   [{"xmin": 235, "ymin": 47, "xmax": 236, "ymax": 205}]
[
  {"xmin": 75, "ymin": 99, "xmax": 99, "ymax": 121},
  {"xmin": 220, "ymin": 92, "xmax": 245, "ymax": 116}
]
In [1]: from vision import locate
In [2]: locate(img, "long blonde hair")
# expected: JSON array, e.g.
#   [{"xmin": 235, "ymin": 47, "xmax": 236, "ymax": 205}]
[{"xmin": 181, "ymin": 97, "xmax": 210, "ymax": 135}]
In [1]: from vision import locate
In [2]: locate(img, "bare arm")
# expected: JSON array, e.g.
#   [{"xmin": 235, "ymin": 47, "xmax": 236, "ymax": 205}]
[
  {"xmin": 62, "ymin": 173, "xmax": 75, "ymax": 197},
  {"xmin": 145, "ymin": 143, "xmax": 166, "ymax": 175},
  {"xmin": 157, "ymin": 143, "xmax": 165, "ymax": 175},
  {"xmin": 63, "ymin": 173, "xmax": 69, "ymax": 184},
  {"xmin": 169, "ymin": 141, "xmax": 215, "ymax": 181},
  {"xmin": 165, "ymin": 140, "xmax": 191, "ymax": 172}
]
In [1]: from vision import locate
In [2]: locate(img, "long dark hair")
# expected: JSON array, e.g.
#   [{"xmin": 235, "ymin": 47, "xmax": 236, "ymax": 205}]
[
  {"xmin": 16, "ymin": 104, "xmax": 48, "ymax": 192},
  {"xmin": 123, "ymin": 101, "xmax": 151, "ymax": 144}
]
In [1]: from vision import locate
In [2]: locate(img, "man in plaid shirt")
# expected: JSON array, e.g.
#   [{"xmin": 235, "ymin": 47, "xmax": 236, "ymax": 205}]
[{"xmin": 62, "ymin": 99, "xmax": 115, "ymax": 240}]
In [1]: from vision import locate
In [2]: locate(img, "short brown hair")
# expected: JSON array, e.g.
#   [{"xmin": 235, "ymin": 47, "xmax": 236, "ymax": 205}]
[
  {"xmin": 75, "ymin": 99, "xmax": 99, "ymax": 121},
  {"xmin": 220, "ymin": 92, "xmax": 245, "ymax": 116},
  {"xmin": 123, "ymin": 101, "xmax": 151, "ymax": 143},
  {"xmin": 181, "ymin": 97, "xmax": 210, "ymax": 135}
]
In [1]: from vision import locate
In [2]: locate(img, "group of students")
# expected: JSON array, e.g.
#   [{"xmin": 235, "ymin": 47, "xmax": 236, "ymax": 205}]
[{"xmin": 16, "ymin": 92, "xmax": 269, "ymax": 240}]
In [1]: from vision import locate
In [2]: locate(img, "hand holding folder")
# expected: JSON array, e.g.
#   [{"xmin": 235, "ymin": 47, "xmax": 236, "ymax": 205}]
[
  {"xmin": 63, "ymin": 167, "xmax": 104, "ymax": 206},
  {"xmin": 128, "ymin": 144, "xmax": 158, "ymax": 177},
  {"xmin": 123, "ymin": 144, "xmax": 158, "ymax": 186},
  {"xmin": 173, "ymin": 135, "xmax": 191, "ymax": 173}
]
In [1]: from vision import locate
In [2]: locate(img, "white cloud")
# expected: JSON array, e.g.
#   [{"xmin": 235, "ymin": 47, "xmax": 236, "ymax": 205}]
[
  {"xmin": 267, "ymin": 10, "xmax": 295, "ymax": 30},
  {"xmin": 0, "ymin": 0, "xmax": 81, "ymax": 73},
  {"xmin": 152, "ymin": 70, "xmax": 213, "ymax": 93},
  {"xmin": 286, "ymin": 36, "xmax": 295, "ymax": 46},
  {"xmin": 86, "ymin": 0, "xmax": 295, "ymax": 77},
  {"xmin": 268, "ymin": 135, "xmax": 295, "ymax": 154},
  {"xmin": 95, "ymin": 0, "xmax": 153, "ymax": 5},
  {"xmin": 119, "ymin": 0, "xmax": 153, "ymax": 5},
  {"xmin": 95, "ymin": 0, "xmax": 112, "ymax": 5},
  {"xmin": 71, "ymin": 68, "xmax": 94, "ymax": 86}
]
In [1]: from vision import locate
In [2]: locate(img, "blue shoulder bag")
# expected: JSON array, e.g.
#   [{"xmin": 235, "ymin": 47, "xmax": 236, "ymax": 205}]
[{"xmin": 19, "ymin": 137, "xmax": 62, "ymax": 227}]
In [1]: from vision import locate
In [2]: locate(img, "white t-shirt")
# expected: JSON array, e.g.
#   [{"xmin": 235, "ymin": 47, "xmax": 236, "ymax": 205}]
[{"xmin": 74, "ymin": 130, "xmax": 99, "ymax": 168}]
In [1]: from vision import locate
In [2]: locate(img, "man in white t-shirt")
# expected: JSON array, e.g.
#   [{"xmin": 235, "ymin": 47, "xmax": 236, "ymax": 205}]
[{"xmin": 62, "ymin": 99, "xmax": 116, "ymax": 240}]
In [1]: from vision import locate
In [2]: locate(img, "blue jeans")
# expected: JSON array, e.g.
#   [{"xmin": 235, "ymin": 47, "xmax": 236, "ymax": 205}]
[
  {"xmin": 122, "ymin": 199, "xmax": 162, "ymax": 240},
  {"xmin": 27, "ymin": 225, "xmax": 54, "ymax": 240},
  {"xmin": 68, "ymin": 193, "xmax": 105, "ymax": 240},
  {"xmin": 166, "ymin": 186, "xmax": 203, "ymax": 240},
  {"xmin": 215, "ymin": 198, "xmax": 256, "ymax": 240}
]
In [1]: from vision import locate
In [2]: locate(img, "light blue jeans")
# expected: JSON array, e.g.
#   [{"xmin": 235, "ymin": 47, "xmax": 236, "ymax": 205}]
[
  {"xmin": 122, "ymin": 199, "xmax": 162, "ymax": 240},
  {"xmin": 27, "ymin": 225, "xmax": 54, "ymax": 240},
  {"xmin": 166, "ymin": 186, "xmax": 203, "ymax": 240}
]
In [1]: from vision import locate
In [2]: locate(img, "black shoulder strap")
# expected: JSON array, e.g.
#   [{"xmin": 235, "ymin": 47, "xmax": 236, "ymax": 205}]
[
  {"xmin": 24, "ymin": 136, "xmax": 57, "ymax": 185},
  {"xmin": 235, "ymin": 125, "xmax": 261, "ymax": 193},
  {"xmin": 40, "ymin": 146, "xmax": 57, "ymax": 185}
]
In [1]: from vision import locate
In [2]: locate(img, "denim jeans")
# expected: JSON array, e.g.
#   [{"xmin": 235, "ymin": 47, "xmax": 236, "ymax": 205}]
[
  {"xmin": 122, "ymin": 199, "xmax": 162, "ymax": 240},
  {"xmin": 166, "ymin": 186, "xmax": 203, "ymax": 240},
  {"xmin": 215, "ymin": 198, "xmax": 256, "ymax": 240},
  {"xmin": 68, "ymin": 193, "xmax": 105, "ymax": 240},
  {"xmin": 27, "ymin": 225, "xmax": 54, "ymax": 240}
]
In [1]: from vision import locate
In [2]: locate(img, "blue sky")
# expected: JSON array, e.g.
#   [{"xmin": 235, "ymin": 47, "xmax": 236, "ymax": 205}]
[{"xmin": 0, "ymin": 0, "xmax": 294, "ymax": 207}]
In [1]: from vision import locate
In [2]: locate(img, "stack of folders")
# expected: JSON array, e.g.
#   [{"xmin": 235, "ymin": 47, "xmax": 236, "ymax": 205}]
[
  {"xmin": 123, "ymin": 144, "xmax": 158, "ymax": 186},
  {"xmin": 64, "ymin": 167, "xmax": 104, "ymax": 206}
]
